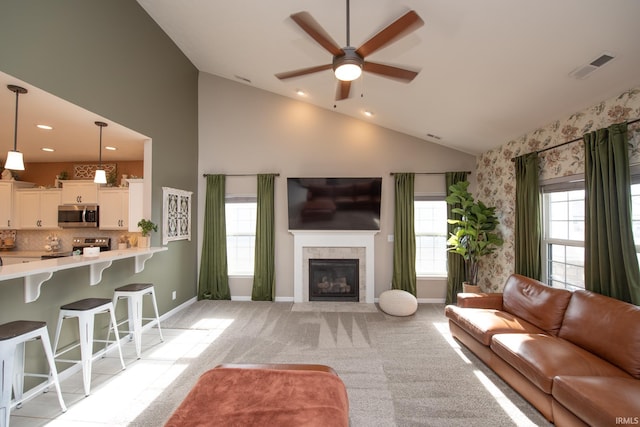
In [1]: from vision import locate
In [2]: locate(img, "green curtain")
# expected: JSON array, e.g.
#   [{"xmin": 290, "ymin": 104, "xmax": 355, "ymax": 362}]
[
  {"xmin": 445, "ymin": 172, "xmax": 468, "ymax": 304},
  {"xmin": 392, "ymin": 173, "xmax": 416, "ymax": 295},
  {"xmin": 514, "ymin": 153, "xmax": 541, "ymax": 280},
  {"xmin": 252, "ymin": 174, "xmax": 276, "ymax": 301},
  {"xmin": 198, "ymin": 175, "xmax": 231, "ymax": 300},
  {"xmin": 584, "ymin": 122, "xmax": 640, "ymax": 304}
]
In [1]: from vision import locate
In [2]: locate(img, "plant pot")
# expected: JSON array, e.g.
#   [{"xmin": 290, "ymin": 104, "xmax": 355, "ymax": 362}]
[
  {"xmin": 138, "ymin": 236, "xmax": 150, "ymax": 248},
  {"xmin": 462, "ymin": 282, "xmax": 482, "ymax": 293},
  {"xmin": 118, "ymin": 243, "xmax": 128, "ymax": 250}
]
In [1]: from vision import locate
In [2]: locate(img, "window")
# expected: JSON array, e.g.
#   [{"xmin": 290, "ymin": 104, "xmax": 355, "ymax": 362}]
[
  {"xmin": 415, "ymin": 199, "xmax": 448, "ymax": 276},
  {"xmin": 225, "ymin": 199, "xmax": 256, "ymax": 275},
  {"xmin": 631, "ymin": 182, "xmax": 640, "ymax": 265},
  {"xmin": 542, "ymin": 185, "xmax": 585, "ymax": 290},
  {"xmin": 543, "ymin": 173, "xmax": 640, "ymax": 290}
]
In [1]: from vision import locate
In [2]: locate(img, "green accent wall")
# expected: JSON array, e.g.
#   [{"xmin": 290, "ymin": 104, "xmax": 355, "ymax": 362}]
[{"xmin": 0, "ymin": 0, "xmax": 199, "ymax": 360}]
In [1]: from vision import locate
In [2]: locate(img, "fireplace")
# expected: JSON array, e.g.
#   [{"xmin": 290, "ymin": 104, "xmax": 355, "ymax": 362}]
[
  {"xmin": 291, "ymin": 231, "xmax": 377, "ymax": 303},
  {"xmin": 309, "ymin": 259, "xmax": 359, "ymax": 302}
]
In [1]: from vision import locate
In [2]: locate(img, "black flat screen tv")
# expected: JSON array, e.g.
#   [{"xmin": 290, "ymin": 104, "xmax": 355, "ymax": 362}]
[{"xmin": 287, "ymin": 177, "xmax": 382, "ymax": 230}]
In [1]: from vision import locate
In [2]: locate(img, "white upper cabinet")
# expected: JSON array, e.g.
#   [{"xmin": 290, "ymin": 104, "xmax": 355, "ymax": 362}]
[
  {"xmin": 0, "ymin": 181, "xmax": 36, "ymax": 229},
  {"xmin": 60, "ymin": 180, "xmax": 99, "ymax": 204},
  {"xmin": 99, "ymin": 188, "xmax": 129, "ymax": 230},
  {"xmin": 15, "ymin": 189, "xmax": 62, "ymax": 229}
]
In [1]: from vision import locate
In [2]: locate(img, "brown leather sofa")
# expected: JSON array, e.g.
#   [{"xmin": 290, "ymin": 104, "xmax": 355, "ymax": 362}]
[{"xmin": 445, "ymin": 274, "xmax": 640, "ymax": 426}]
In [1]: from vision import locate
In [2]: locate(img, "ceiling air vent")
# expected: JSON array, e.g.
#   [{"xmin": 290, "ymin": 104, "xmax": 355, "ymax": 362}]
[{"xmin": 569, "ymin": 52, "xmax": 615, "ymax": 80}]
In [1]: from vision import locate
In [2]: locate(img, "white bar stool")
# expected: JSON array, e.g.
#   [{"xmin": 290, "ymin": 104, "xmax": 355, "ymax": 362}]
[
  {"xmin": 52, "ymin": 298, "xmax": 125, "ymax": 396},
  {"xmin": 110, "ymin": 283, "xmax": 164, "ymax": 359},
  {"xmin": 0, "ymin": 320, "xmax": 66, "ymax": 427}
]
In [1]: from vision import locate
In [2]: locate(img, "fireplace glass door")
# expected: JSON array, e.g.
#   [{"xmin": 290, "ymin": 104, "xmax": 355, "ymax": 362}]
[{"xmin": 309, "ymin": 259, "xmax": 359, "ymax": 302}]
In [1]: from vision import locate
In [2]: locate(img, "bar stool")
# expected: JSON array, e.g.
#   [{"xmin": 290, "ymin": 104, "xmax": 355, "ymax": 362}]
[
  {"xmin": 52, "ymin": 298, "xmax": 125, "ymax": 396},
  {"xmin": 110, "ymin": 283, "xmax": 164, "ymax": 359},
  {"xmin": 0, "ymin": 321, "xmax": 66, "ymax": 427}
]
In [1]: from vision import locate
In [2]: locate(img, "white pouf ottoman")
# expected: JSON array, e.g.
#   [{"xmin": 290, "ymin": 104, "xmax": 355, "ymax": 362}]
[{"xmin": 379, "ymin": 289, "xmax": 418, "ymax": 316}]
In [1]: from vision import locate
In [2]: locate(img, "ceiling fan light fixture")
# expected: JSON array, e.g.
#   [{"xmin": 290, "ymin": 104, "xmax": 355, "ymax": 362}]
[
  {"xmin": 333, "ymin": 47, "xmax": 363, "ymax": 81},
  {"xmin": 334, "ymin": 63, "xmax": 362, "ymax": 81}
]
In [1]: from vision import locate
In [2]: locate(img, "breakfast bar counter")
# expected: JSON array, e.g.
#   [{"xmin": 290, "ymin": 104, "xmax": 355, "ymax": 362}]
[{"xmin": 0, "ymin": 247, "xmax": 168, "ymax": 303}]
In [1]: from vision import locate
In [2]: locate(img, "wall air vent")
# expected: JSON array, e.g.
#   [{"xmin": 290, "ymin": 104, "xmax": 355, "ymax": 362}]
[{"xmin": 569, "ymin": 52, "xmax": 616, "ymax": 80}]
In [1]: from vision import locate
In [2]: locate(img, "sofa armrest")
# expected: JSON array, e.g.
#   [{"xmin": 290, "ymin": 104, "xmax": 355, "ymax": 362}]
[{"xmin": 457, "ymin": 293, "xmax": 503, "ymax": 309}]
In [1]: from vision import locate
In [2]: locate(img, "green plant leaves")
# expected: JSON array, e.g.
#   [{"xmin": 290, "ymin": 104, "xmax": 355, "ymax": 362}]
[{"xmin": 445, "ymin": 180, "xmax": 504, "ymax": 284}]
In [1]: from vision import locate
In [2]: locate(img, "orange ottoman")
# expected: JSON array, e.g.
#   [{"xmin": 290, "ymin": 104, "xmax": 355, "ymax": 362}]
[{"xmin": 165, "ymin": 364, "xmax": 349, "ymax": 427}]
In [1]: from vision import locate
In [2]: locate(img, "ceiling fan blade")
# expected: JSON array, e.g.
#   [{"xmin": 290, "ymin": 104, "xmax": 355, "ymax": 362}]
[
  {"xmin": 363, "ymin": 62, "xmax": 419, "ymax": 82},
  {"xmin": 275, "ymin": 64, "xmax": 333, "ymax": 80},
  {"xmin": 356, "ymin": 10, "xmax": 424, "ymax": 58},
  {"xmin": 290, "ymin": 11, "xmax": 344, "ymax": 56},
  {"xmin": 336, "ymin": 80, "xmax": 351, "ymax": 100}
]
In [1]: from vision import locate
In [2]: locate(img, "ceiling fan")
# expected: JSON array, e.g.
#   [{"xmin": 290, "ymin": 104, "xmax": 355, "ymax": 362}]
[{"xmin": 275, "ymin": 0, "xmax": 424, "ymax": 101}]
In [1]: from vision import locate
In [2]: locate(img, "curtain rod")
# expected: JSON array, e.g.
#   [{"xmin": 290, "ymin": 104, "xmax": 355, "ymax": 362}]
[
  {"xmin": 202, "ymin": 173, "xmax": 280, "ymax": 177},
  {"xmin": 389, "ymin": 171, "xmax": 471, "ymax": 176},
  {"xmin": 511, "ymin": 117, "xmax": 640, "ymax": 161}
]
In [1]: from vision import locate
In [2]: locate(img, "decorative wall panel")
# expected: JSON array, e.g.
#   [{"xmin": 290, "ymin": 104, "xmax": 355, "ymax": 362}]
[{"xmin": 162, "ymin": 187, "xmax": 192, "ymax": 244}]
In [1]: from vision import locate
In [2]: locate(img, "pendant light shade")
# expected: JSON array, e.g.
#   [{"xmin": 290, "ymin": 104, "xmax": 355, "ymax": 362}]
[
  {"xmin": 93, "ymin": 169, "xmax": 107, "ymax": 184},
  {"xmin": 94, "ymin": 121, "xmax": 108, "ymax": 184},
  {"xmin": 4, "ymin": 85, "xmax": 28, "ymax": 171}
]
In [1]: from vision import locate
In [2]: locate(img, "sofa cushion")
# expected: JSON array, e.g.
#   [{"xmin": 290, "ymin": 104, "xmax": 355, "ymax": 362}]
[
  {"xmin": 558, "ymin": 290, "xmax": 640, "ymax": 379},
  {"xmin": 552, "ymin": 376, "xmax": 640, "ymax": 427},
  {"xmin": 491, "ymin": 333, "xmax": 631, "ymax": 394},
  {"xmin": 456, "ymin": 293, "xmax": 503, "ymax": 310},
  {"xmin": 502, "ymin": 274, "xmax": 572, "ymax": 336},
  {"xmin": 445, "ymin": 306, "xmax": 544, "ymax": 346}
]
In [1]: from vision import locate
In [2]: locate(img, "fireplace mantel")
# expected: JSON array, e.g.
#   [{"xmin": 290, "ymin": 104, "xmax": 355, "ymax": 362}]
[{"xmin": 290, "ymin": 230, "xmax": 377, "ymax": 303}]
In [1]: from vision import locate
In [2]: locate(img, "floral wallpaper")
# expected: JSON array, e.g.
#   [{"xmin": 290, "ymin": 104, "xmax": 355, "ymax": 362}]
[{"xmin": 475, "ymin": 87, "xmax": 640, "ymax": 292}]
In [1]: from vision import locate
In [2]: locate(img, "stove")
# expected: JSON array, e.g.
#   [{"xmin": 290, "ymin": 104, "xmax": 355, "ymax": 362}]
[{"xmin": 72, "ymin": 237, "xmax": 112, "ymax": 252}]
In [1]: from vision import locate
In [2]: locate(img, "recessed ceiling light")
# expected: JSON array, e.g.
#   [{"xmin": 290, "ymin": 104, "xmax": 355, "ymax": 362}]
[
  {"xmin": 105, "ymin": 146, "xmax": 117, "ymax": 151},
  {"xmin": 41, "ymin": 147, "xmax": 54, "ymax": 152},
  {"xmin": 363, "ymin": 110, "xmax": 374, "ymax": 117},
  {"xmin": 36, "ymin": 124, "xmax": 53, "ymax": 130},
  {"xmin": 296, "ymin": 89, "xmax": 306, "ymax": 96}
]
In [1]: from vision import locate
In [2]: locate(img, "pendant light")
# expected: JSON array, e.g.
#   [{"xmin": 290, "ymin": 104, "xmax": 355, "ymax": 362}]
[
  {"xmin": 4, "ymin": 85, "xmax": 28, "ymax": 171},
  {"xmin": 93, "ymin": 121, "xmax": 108, "ymax": 184}
]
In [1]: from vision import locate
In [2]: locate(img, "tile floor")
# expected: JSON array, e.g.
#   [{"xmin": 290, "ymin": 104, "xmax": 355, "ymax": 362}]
[{"xmin": 9, "ymin": 325, "xmax": 215, "ymax": 426}]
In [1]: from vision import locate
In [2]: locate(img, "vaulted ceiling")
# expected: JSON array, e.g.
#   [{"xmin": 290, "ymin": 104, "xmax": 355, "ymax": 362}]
[
  {"xmin": 137, "ymin": 0, "xmax": 640, "ymax": 154},
  {"xmin": 2, "ymin": 1, "xmax": 640, "ymax": 164}
]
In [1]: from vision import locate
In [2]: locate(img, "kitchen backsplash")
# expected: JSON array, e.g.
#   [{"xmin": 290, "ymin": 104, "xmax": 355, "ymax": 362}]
[{"xmin": 6, "ymin": 229, "xmax": 142, "ymax": 252}]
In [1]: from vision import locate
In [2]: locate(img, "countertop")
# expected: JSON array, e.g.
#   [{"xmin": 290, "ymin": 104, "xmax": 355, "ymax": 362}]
[
  {"xmin": 0, "ymin": 250, "xmax": 66, "ymax": 258},
  {"xmin": 0, "ymin": 246, "xmax": 168, "ymax": 302}
]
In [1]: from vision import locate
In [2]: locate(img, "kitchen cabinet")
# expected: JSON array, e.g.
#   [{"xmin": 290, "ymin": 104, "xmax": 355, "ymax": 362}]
[
  {"xmin": 60, "ymin": 180, "xmax": 98, "ymax": 204},
  {"xmin": 127, "ymin": 179, "xmax": 145, "ymax": 232},
  {"xmin": 15, "ymin": 189, "xmax": 62, "ymax": 229},
  {"xmin": 99, "ymin": 188, "xmax": 129, "ymax": 230},
  {"xmin": 0, "ymin": 181, "xmax": 36, "ymax": 229}
]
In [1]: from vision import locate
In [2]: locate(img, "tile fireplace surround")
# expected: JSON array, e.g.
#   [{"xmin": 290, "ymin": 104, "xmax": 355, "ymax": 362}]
[{"xmin": 291, "ymin": 231, "xmax": 377, "ymax": 303}]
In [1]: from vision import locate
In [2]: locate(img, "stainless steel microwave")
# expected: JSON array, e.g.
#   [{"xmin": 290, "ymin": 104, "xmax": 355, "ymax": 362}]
[{"xmin": 58, "ymin": 205, "xmax": 99, "ymax": 228}]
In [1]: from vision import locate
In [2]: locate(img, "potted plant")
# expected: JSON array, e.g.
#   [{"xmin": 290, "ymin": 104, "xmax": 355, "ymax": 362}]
[
  {"xmin": 446, "ymin": 180, "xmax": 503, "ymax": 292},
  {"xmin": 137, "ymin": 218, "xmax": 157, "ymax": 248}
]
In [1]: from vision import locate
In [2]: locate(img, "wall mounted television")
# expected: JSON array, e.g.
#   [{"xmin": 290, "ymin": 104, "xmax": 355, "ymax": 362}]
[{"xmin": 287, "ymin": 177, "xmax": 382, "ymax": 230}]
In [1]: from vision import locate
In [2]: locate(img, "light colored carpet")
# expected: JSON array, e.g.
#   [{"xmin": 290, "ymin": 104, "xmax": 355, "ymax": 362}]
[{"xmin": 132, "ymin": 301, "xmax": 551, "ymax": 426}]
